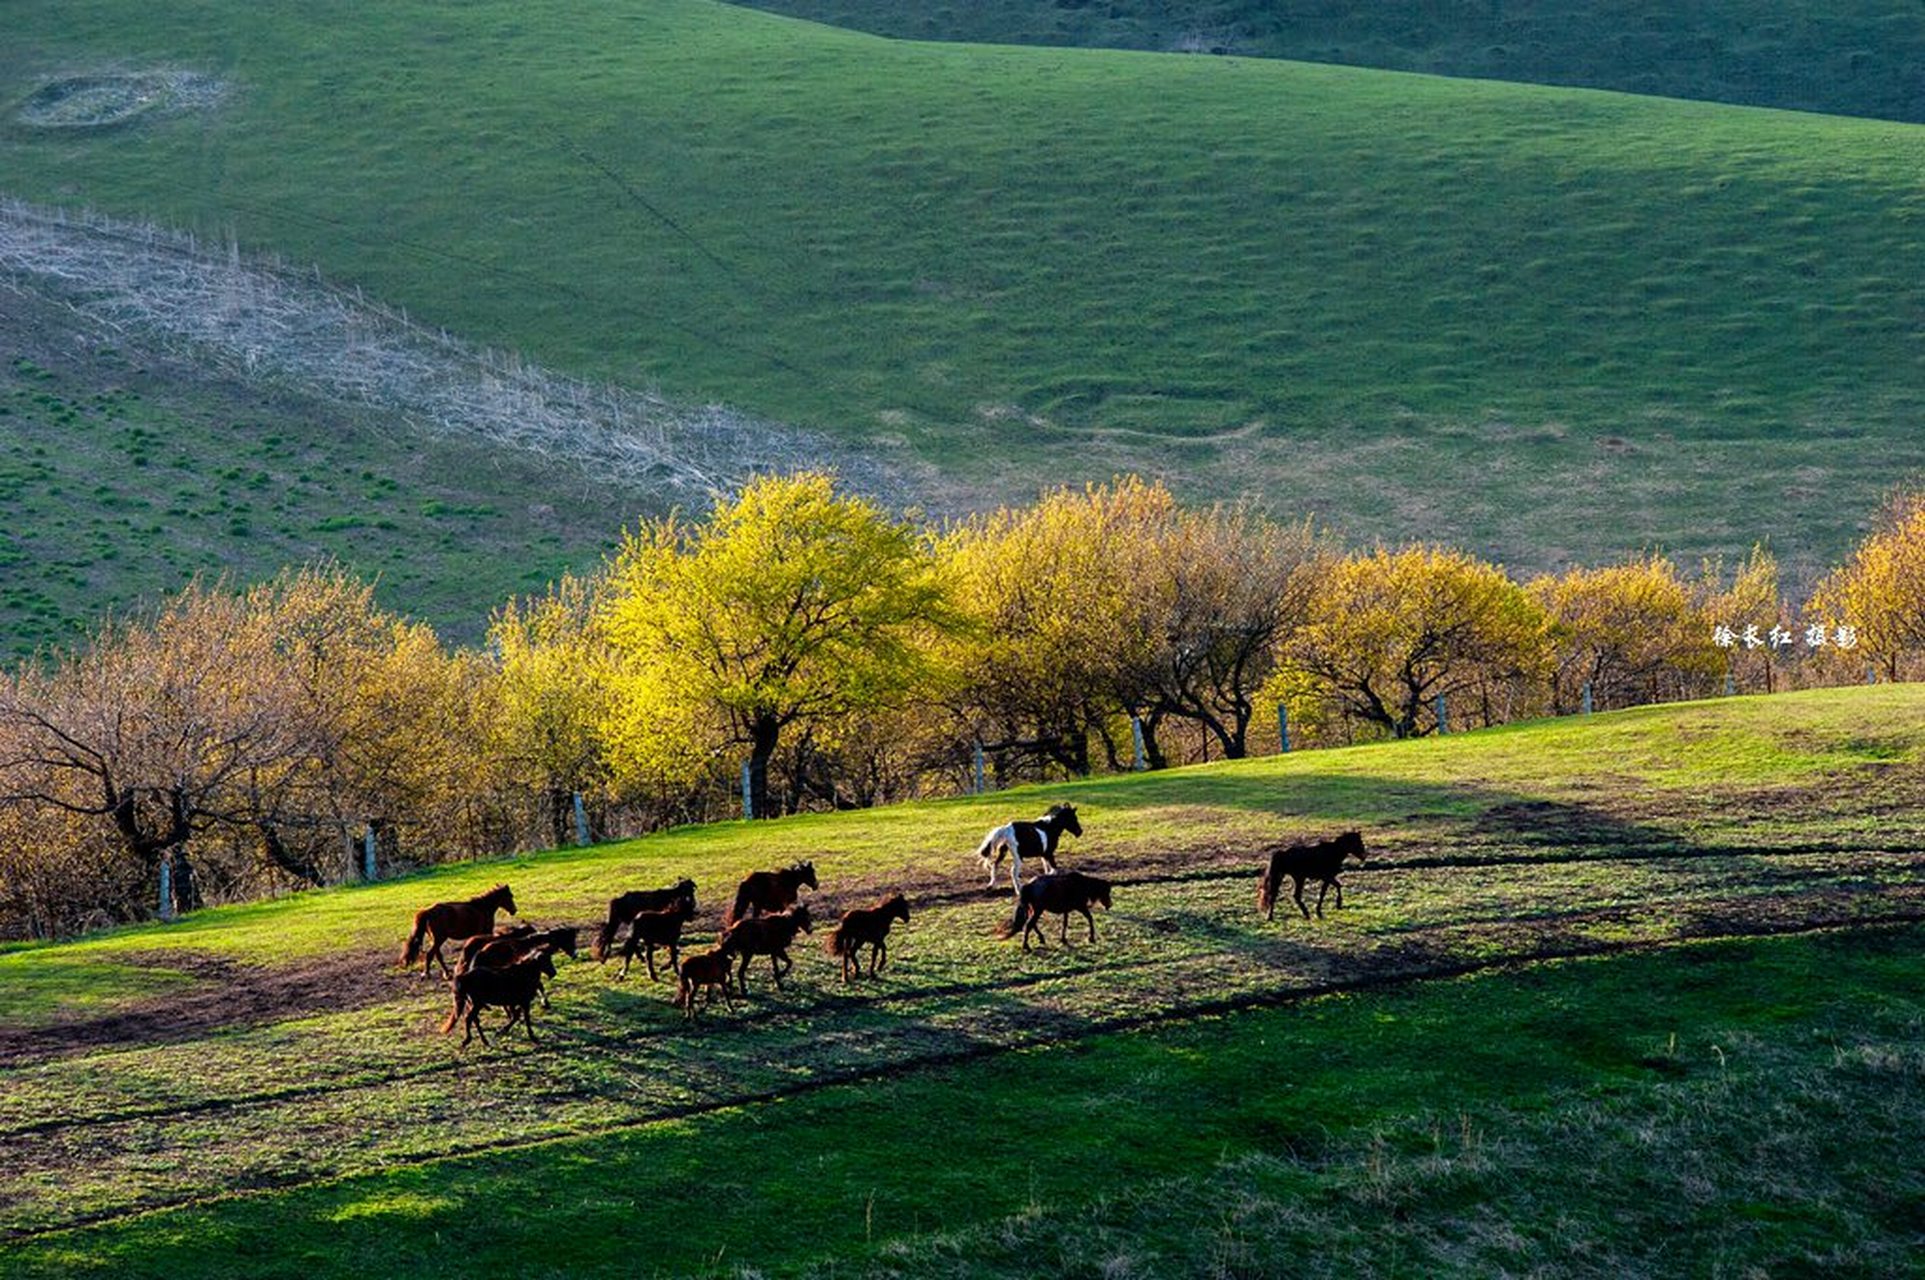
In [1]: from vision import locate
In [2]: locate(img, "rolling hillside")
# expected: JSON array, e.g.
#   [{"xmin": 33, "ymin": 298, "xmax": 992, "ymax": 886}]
[
  {"xmin": 733, "ymin": 0, "xmax": 1925, "ymax": 124},
  {"xmin": 4, "ymin": 0, "xmax": 1925, "ymax": 634},
  {"xmin": 2, "ymin": 685, "xmax": 1923, "ymax": 1273}
]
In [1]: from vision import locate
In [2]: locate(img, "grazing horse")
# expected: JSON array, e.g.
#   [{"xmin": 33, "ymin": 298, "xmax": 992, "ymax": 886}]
[
  {"xmin": 442, "ymin": 949, "xmax": 556, "ymax": 1047},
  {"xmin": 1000, "ymin": 871, "xmax": 1110, "ymax": 951},
  {"xmin": 724, "ymin": 861, "xmax": 817, "ymax": 928},
  {"xmin": 593, "ymin": 879, "xmax": 697, "ymax": 962},
  {"xmin": 456, "ymin": 925, "xmax": 579, "ymax": 1008},
  {"xmin": 616, "ymin": 896, "xmax": 697, "ymax": 981},
  {"xmin": 724, "ymin": 904, "xmax": 812, "ymax": 994},
  {"xmin": 401, "ymin": 883, "xmax": 517, "ymax": 977},
  {"xmin": 824, "ymin": 894, "xmax": 910, "ymax": 982},
  {"xmin": 974, "ymin": 803, "xmax": 1082, "ymax": 892},
  {"xmin": 676, "ymin": 943, "xmax": 738, "ymax": 1021},
  {"xmin": 1259, "ymin": 831, "xmax": 1368, "ymax": 921}
]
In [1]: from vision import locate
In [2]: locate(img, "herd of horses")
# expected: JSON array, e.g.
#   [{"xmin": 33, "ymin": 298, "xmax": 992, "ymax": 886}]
[{"xmin": 399, "ymin": 802, "xmax": 1369, "ymax": 1047}]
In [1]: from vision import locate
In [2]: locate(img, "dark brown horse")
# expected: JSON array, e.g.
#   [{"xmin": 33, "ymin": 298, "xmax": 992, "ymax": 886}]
[
  {"xmin": 453, "ymin": 921, "xmax": 536, "ymax": 974},
  {"xmin": 593, "ymin": 879, "xmax": 697, "ymax": 962},
  {"xmin": 401, "ymin": 883, "xmax": 517, "ymax": 977},
  {"xmin": 824, "ymin": 894, "xmax": 910, "ymax": 982},
  {"xmin": 1258, "ymin": 831, "xmax": 1367, "ymax": 921},
  {"xmin": 616, "ymin": 896, "xmax": 697, "ymax": 981},
  {"xmin": 1000, "ymin": 871, "xmax": 1110, "ymax": 951},
  {"xmin": 676, "ymin": 942, "xmax": 738, "ymax": 1021},
  {"xmin": 724, "ymin": 903, "xmax": 812, "ymax": 993},
  {"xmin": 442, "ymin": 948, "xmax": 555, "ymax": 1047},
  {"xmin": 456, "ymin": 925, "xmax": 579, "ymax": 1008},
  {"xmin": 724, "ymin": 861, "xmax": 816, "ymax": 928}
]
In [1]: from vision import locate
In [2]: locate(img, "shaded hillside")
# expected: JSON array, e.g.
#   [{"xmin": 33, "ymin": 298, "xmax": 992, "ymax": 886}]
[
  {"xmin": 3, "ymin": 0, "xmax": 1923, "ymax": 588},
  {"xmin": 731, "ymin": 0, "xmax": 1925, "ymax": 124}
]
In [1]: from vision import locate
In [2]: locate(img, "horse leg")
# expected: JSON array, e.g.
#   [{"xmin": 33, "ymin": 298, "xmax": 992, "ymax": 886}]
[
  {"xmin": 1332, "ymin": 878, "xmax": 1345, "ymax": 910},
  {"xmin": 1293, "ymin": 876, "xmax": 1311, "ymax": 921},
  {"xmin": 1084, "ymin": 907, "xmax": 1097, "ymax": 943},
  {"xmin": 1315, "ymin": 880, "xmax": 1330, "ymax": 919},
  {"xmin": 771, "ymin": 951, "xmax": 787, "ymax": 989},
  {"xmin": 1060, "ymin": 910, "xmax": 1071, "ymax": 945},
  {"xmin": 871, "ymin": 939, "xmax": 886, "ymax": 977},
  {"xmin": 522, "ymin": 1002, "xmax": 539, "ymax": 1045}
]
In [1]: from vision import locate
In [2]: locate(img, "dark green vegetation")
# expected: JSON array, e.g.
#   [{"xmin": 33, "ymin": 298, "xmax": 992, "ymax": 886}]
[
  {"xmin": 4, "ymin": 0, "xmax": 1925, "ymax": 605},
  {"xmin": 0, "ymin": 291, "xmax": 637, "ymax": 655},
  {"xmin": 735, "ymin": 0, "xmax": 1925, "ymax": 124},
  {"xmin": 3, "ymin": 686, "xmax": 1923, "ymax": 1274}
]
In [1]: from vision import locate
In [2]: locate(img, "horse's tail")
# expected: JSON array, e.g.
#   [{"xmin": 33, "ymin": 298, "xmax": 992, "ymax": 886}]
[
  {"xmin": 401, "ymin": 911, "xmax": 429, "ymax": 968},
  {"xmin": 1256, "ymin": 860, "xmax": 1279, "ymax": 916},
  {"xmin": 592, "ymin": 907, "xmax": 619, "ymax": 964},
  {"xmin": 974, "ymin": 827, "xmax": 1002, "ymax": 861},
  {"xmin": 724, "ymin": 880, "xmax": 756, "ymax": 929},
  {"xmin": 997, "ymin": 893, "xmax": 1030, "ymax": 940},
  {"xmin": 824, "ymin": 923, "xmax": 851, "ymax": 958},
  {"xmin": 440, "ymin": 978, "xmax": 467, "ymax": 1034}
]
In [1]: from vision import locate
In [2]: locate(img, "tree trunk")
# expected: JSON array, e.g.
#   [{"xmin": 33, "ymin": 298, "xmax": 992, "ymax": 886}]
[
  {"xmin": 747, "ymin": 714, "xmax": 781, "ymax": 819},
  {"xmin": 547, "ymin": 787, "xmax": 573, "ymax": 849},
  {"xmin": 165, "ymin": 847, "xmax": 203, "ymax": 916}
]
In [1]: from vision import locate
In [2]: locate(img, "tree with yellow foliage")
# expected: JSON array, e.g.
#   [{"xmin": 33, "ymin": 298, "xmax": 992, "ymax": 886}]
[
  {"xmin": 489, "ymin": 574, "xmax": 620, "ymax": 846},
  {"xmin": 1530, "ymin": 555, "xmax": 1724, "ymax": 712},
  {"xmin": 600, "ymin": 473, "xmax": 952, "ymax": 820},
  {"xmin": 938, "ymin": 477, "xmax": 1170, "ymax": 778},
  {"xmin": 1808, "ymin": 490, "xmax": 1925, "ymax": 681},
  {"xmin": 1284, "ymin": 546, "xmax": 1549, "ymax": 739}
]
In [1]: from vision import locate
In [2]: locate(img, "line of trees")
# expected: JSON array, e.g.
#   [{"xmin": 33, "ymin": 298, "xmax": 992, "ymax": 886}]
[{"xmin": 3, "ymin": 472, "xmax": 1919, "ymax": 937}]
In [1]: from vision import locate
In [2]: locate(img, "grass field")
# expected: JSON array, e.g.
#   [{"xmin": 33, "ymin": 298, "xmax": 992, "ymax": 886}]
[
  {"xmin": 734, "ymin": 0, "xmax": 1925, "ymax": 125},
  {"xmin": 5, "ymin": 0, "xmax": 1925, "ymax": 599},
  {"xmin": 2, "ymin": 684, "xmax": 1922, "ymax": 1274},
  {"xmin": 0, "ymin": 289, "xmax": 639, "ymax": 656}
]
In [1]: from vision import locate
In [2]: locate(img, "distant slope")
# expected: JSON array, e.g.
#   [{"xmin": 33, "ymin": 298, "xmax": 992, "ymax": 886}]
[
  {"xmin": 729, "ymin": 0, "xmax": 1925, "ymax": 124},
  {"xmin": 4, "ymin": 0, "xmax": 1925, "ymax": 588}
]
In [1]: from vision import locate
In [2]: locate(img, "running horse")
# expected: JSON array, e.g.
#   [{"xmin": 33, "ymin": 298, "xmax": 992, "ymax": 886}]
[
  {"xmin": 974, "ymin": 803, "xmax": 1082, "ymax": 892},
  {"xmin": 1258, "ymin": 831, "xmax": 1367, "ymax": 921},
  {"xmin": 400, "ymin": 883, "xmax": 517, "ymax": 978},
  {"xmin": 724, "ymin": 861, "xmax": 817, "ymax": 928},
  {"xmin": 824, "ymin": 894, "xmax": 910, "ymax": 982},
  {"xmin": 1000, "ymin": 870, "xmax": 1110, "ymax": 951},
  {"xmin": 593, "ymin": 879, "xmax": 697, "ymax": 962}
]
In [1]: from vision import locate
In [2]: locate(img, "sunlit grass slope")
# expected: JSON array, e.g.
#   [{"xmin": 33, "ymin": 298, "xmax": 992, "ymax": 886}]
[
  {"xmin": 4, "ymin": 0, "xmax": 1925, "ymax": 572},
  {"xmin": 2, "ymin": 684, "xmax": 1922, "ymax": 1275}
]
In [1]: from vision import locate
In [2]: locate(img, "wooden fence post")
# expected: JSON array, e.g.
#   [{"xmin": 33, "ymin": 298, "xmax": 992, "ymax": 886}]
[
  {"xmin": 573, "ymin": 792, "xmax": 591, "ymax": 846},
  {"xmin": 157, "ymin": 859, "xmax": 174, "ymax": 922},
  {"xmin": 1130, "ymin": 717, "xmax": 1146, "ymax": 771},
  {"xmin": 1434, "ymin": 693, "xmax": 1448, "ymax": 735},
  {"xmin": 974, "ymin": 741, "xmax": 986, "ymax": 795},
  {"xmin": 1276, "ymin": 703, "xmax": 1290, "ymax": 753},
  {"xmin": 741, "ymin": 761, "xmax": 754, "ymax": 820},
  {"xmin": 1581, "ymin": 682, "xmax": 1593, "ymax": 716}
]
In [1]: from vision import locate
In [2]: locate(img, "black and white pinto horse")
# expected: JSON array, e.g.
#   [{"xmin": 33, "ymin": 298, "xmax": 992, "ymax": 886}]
[{"xmin": 974, "ymin": 803, "xmax": 1082, "ymax": 893}]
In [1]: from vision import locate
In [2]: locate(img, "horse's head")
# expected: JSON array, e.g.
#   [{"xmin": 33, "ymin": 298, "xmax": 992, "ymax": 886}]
[
  {"xmin": 677, "ymin": 878, "xmax": 697, "ymax": 911},
  {"xmin": 1052, "ymin": 804, "xmax": 1082, "ymax": 838},
  {"xmin": 1089, "ymin": 876, "xmax": 1112, "ymax": 910},
  {"xmin": 1339, "ymin": 830, "xmax": 1367, "ymax": 864},
  {"xmin": 492, "ymin": 884, "xmax": 518, "ymax": 915},
  {"xmin": 887, "ymin": 894, "xmax": 910, "ymax": 923},
  {"xmin": 550, "ymin": 926, "xmax": 580, "ymax": 959},
  {"xmin": 795, "ymin": 861, "xmax": 818, "ymax": 890},
  {"xmin": 790, "ymin": 903, "xmax": 814, "ymax": 933},
  {"xmin": 674, "ymin": 890, "xmax": 697, "ymax": 920}
]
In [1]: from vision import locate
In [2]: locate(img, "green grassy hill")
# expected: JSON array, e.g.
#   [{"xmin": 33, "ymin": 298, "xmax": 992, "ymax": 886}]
[
  {"xmin": 732, "ymin": 0, "xmax": 1925, "ymax": 124},
  {"xmin": 3, "ymin": 685, "xmax": 1923, "ymax": 1273},
  {"xmin": 4, "ymin": 0, "xmax": 1925, "ymax": 622}
]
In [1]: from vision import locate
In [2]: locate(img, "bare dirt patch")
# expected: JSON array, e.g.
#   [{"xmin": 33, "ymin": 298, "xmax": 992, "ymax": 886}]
[
  {"xmin": 0, "ymin": 948, "xmax": 408, "ymax": 1068},
  {"xmin": 15, "ymin": 71, "xmax": 224, "ymax": 130}
]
